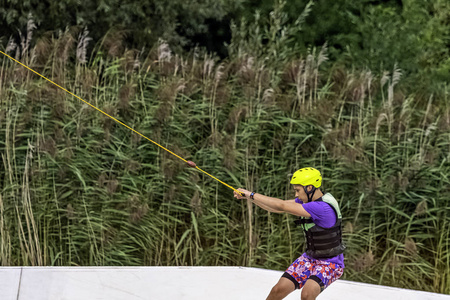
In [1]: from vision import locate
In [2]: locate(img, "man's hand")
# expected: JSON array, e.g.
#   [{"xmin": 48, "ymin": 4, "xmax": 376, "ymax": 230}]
[{"xmin": 234, "ymin": 188, "xmax": 251, "ymax": 199}]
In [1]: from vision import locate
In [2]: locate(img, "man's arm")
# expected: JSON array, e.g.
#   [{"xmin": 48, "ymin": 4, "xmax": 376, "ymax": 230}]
[
  {"xmin": 252, "ymin": 194, "xmax": 311, "ymax": 217},
  {"xmin": 234, "ymin": 189, "xmax": 311, "ymax": 217},
  {"xmin": 252, "ymin": 200, "xmax": 284, "ymax": 213}
]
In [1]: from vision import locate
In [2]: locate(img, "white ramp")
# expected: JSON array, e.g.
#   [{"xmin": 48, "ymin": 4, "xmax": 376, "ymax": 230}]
[
  {"xmin": 0, "ymin": 266, "xmax": 449, "ymax": 300},
  {"xmin": 0, "ymin": 268, "xmax": 21, "ymax": 299}
]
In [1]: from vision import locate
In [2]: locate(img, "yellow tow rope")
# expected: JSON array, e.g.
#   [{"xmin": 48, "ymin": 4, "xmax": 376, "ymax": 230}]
[{"xmin": 0, "ymin": 50, "xmax": 242, "ymax": 195}]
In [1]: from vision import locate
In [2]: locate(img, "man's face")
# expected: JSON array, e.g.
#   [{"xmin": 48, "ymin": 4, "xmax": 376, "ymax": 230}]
[
  {"xmin": 293, "ymin": 185, "xmax": 306, "ymax": 202},
  {"xmin": 293, "ymin": 184, "xmax": 314, "ymax": 202}
]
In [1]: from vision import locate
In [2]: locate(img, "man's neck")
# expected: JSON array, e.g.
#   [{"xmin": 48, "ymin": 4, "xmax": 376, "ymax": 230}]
[{"xmin": 311, "ymin": 189, "xmax": 324, "ymax": 201}]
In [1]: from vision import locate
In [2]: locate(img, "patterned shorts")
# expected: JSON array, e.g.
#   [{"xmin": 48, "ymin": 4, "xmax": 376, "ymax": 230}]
[{"xmin": 283, "ymin": 254, "xmax": 344, "ymax": 292}]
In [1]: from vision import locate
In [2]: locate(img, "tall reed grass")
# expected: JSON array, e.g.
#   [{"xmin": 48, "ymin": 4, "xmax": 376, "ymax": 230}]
[{"xmin": 0, "ymin": 14, "xmax": 449, "ymax": 294}]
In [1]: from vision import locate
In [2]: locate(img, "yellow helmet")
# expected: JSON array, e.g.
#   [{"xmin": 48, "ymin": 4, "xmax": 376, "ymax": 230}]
[{"xmin": 290, "ymin": 167, "xmax": 322, "ymax": 188}]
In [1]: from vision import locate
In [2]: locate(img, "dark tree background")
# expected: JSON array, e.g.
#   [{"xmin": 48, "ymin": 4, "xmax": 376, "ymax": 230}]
[{"xmin": 2, "ymin": 0, "xmax": 448, "ymax": 88}]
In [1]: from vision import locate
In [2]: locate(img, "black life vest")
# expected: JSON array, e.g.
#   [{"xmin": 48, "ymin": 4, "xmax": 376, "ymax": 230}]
[{"xmin": 294, "ymin": 193, "xmax": 346, "ymax": 259}]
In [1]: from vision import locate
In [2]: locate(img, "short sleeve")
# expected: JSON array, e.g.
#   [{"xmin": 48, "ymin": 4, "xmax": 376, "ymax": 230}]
[{"xmin": 302, "ymin": 201, "xmax": 336, "ymax": 228}]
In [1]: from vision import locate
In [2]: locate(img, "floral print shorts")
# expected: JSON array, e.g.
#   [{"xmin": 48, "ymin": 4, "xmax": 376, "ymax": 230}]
[{"xmin": 283, "ymin": 254, "xmax": 344, "ymax": 292}]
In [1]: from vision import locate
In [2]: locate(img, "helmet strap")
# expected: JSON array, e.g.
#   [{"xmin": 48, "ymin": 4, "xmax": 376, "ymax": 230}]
[{"xmin": 303, "ymin": 186, "xmax": 316, "ymax": 202}]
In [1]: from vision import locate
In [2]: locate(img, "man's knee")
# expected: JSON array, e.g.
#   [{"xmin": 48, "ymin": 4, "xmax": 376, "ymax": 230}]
[
  {"xmin": 267, "ymin": 278, "xmax": 296, "ymax": 300},
  {"xmin": 301, "ymin": 289, "xmax": 316, "ymax": 300},
  {"xmin": 270, "ymin": 283, "xmax": 285, "ymax": 296},
  {"xmin": 301, "ymin": 278, "xmax": 321, "ymax": 300}
]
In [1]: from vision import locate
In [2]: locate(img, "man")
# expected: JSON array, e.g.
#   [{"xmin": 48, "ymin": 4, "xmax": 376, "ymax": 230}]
[{"xmin": 233, "ymin": 167, "xmax": 345, "ymax": 300}]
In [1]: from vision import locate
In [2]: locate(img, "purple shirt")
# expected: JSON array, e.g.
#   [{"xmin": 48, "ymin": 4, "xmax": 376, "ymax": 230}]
[{"xmin": 295, "ymin": 197, "xmax": 345, "ymax": 268}]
